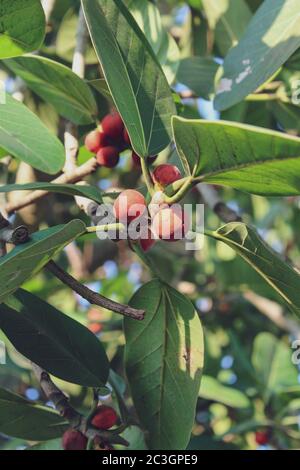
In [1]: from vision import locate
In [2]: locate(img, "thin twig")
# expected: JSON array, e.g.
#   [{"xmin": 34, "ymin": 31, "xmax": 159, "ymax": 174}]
[
  {"xmin": 41, "ymin": 0, "xmax": 56, "ymax": 24},
  {"xmin": 5, "ymin": 158, "xmax": 98, "ymax": 215},
  {"xmin": 46, "ymin": 260, "xmax": 145, "ymax": 320},
  {"xmin": 64, "ymin": 6, "xmax": 92, "ymax": 215},
  {"xmin": 31, "ymin": 363, "xmax": 128, "ymax": 446},
  {"xmin": 197, "ymin": 183, "xmax": 242, "ymax": 223},
  {"xmin": 244, "ymin": 291, "xmax": 300, "ymax": 340}
]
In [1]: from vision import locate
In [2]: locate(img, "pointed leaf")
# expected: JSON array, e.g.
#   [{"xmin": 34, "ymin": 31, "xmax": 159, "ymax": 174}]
[
  {"xmin": 214, "ymin": 0, "xmax": 300, "ymax": 110},
  {"xmin": 0, "ymin": 182, "xmax": 102, "ymax": 204},
  {"xmin": 199, "ymin": 375, "xmax": 250, "ymax": 409},
  {"xmin": 127, "ymin": 0, "xmax": 180, "ymax": 84},
  {"xmin": 124, "ymin": 280, "xmax": 204, "ymax": 450},
  {"xmin": 202, "ymin": 0, "xmax": 252, "ymax": 56},
  {"xmin": 0, "ymin": 388, "xmax": 67, "ymax": 440},
  {"xmin": 81, "ymin": 0, "xmax": 176, "ymax": 157},
  {"xmin": 0, "ymin": 0, "xmax": 45, "ymax": 59},
  {"xmin": 209, "ymin": 222, "xmax": 300, "ymax": 317},
  {"xmin": 173, "ymin": 117, "xmax": 300, "ymax": 196},
  {"xmin": 176, "ymin": 57, "xmax": 219, "ymax": 99},
  {"xmin": 0, "ymin": 219, "xmax": 86, "ymax": 304},
  {"xmin": 252, "ymin": 333, "xmax": 299, "ymax": 401},
  {"xmin": 0, "ymin": 289, "xmax": 109, "ymax": 387},
  {"xmin": 4, "ymin": 55, "xmax": 98, "ymax": 125},
  {"xmin": 0, "ymin": 94, "xmax": 65, "ymax": 174}
]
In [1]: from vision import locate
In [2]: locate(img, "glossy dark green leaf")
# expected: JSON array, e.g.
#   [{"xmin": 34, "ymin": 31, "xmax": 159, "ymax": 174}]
[
  {"xmin": 0, "ymin": 182, "xmax": 102, "ymax": 204},
  {"xmin": 214, "ymin": 0, "xmax": 300, "ymax": 110},
  {"xmin": 173, "ymin": 117, "xmax": 300, "ymax": 196},
  {"xmin": 0, "ymin": 94, "xmax": 65, "ymax": 174},
  {"xmin": 176, "ymin": 57, "xmax": 219, "ymax": 99},
  {"xmin": 0, "ymin": 219, "xmax": 86, "ymax": 304},
  {"xmin": 81, "ymin": 0, "xmax": 176, "ymax": 158},
  {"xmin": 4, "ymin": 55, "xmax": 98, "ymax": 125},
  {"xmin": 0, "ymin": 0, "xmax": 45, "ymax": 59},
  {"xmin": 0, "ymin": 289, "xmax": 109, "ymax": 387},
  {"xmin": 124, "ymin": 280, "xmax": 204, "ymax": 450},
  {"xmin": 209, "ymin": 222, "xmax": 300, "ymax": 317},
  {"xmin": 0, "ymin": 388, "xmax": 67, "ymax": 440}
]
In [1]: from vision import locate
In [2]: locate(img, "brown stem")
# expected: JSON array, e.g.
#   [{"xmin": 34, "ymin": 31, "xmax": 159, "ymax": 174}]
[
  {"xmin": 197, "ymin": 184, "xmax": 242, "ymax": 223},
  {"xmin": 5, "ymin": 158, "xmax": 98, "ymax": 215},
  {"xmin": 46, "ymin": 260, "xmax": 145, "ymax": 321},
  {"xmin": 31, "ymin": 363, "xmax": 128, "ymax": 446}
]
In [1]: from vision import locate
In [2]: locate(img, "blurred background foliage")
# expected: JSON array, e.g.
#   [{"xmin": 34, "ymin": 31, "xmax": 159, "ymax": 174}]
[{"xmin": 0, "ymin": 0, "xmax": 300, "ymax": 450}]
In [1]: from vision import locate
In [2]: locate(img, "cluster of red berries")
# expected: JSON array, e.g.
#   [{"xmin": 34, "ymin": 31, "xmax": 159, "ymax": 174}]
[
  {"xmin": 113, "ymin": 163, "xmax": 189, "ymax": 252},
  {"xmin": 85, "ymin": 111, "xmax": 157, "ymax": 169},
  {"xmin": 62, "ymin": 405, "xmax": 118, "ymax": 451}
]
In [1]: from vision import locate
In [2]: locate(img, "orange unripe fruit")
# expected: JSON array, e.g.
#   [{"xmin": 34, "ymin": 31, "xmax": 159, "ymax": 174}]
[
  {"xmin": 91, "ymin": 405, "xmax": 118, "ymax": 430},
  {"xmin": 85, "ymin": 129, "xmax": 102, "ymax": 153},
  {"xmin": 101, "ymin": 112, "xmax": 124, "ymax": 141},
  {"xmin": 88, "ymin": 322, "xmax": 103, "ymax": 334},
  {"xmin": 114, "ymin": 189, "xmax": 146, "ymax": 223},
  {"xmin": 153, "ymin": 164, "xmax": 182, "ymax": 187},
  {"xmin": 62, "ymin": 429, "xmax": 87, "ymax": 450},
  {"xmin": 96, "ymin": 146, "xmax": 120, "ymax": 168},
  {"xmin": 152, "ymin": 206, "xmax": 189, "ymax": 241}
]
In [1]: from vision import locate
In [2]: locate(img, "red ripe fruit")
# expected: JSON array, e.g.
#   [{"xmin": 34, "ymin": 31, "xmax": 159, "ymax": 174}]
[
  {"xmin": 132, "ymin": 152, "xmax": 158, "ymax": 168},
  {"xmin": 91, "ymin": 405, "xmax": 118, "ymax": 430},
  {"xmin": 62, "ymin": 429, "xmax": 87, "ymax": 451},
  {"xmin": 114, "ymin": 189, "xmax": 146, "ymax": 223},
  {"xmin": 255, "ymin": 431, "xmax": 269, "ymax": 446},
  {"xmin": 101, "ymin": 112, "xmax": 124, "ymax": 142},
  {"xmin": 152, "ymin": 206, "xmax": 190, "ymax": 242},
  {"xmin": 153, "ymin": 164, "xmax": 182, "ymax": 187},
  {"xmin": 85, "ymin": 129, "xmax": 102, "ymax": 153},
  {"xmin": 140, "ymin": 228, "xmax": 156, "ymax": 252},
  {"xmin": 96, "ymin": 146, "xmax": 120, "ymax": 168}
]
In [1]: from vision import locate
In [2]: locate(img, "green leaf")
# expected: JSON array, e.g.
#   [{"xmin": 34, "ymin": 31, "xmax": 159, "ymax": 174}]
[
  {"xmin": 214, "ymin": 0, "xmax": 300, "ymax": 110},
  {"xmin": 127, "ymin": 0, "xmax": 180, "ymax": 84},
  {"xmin": 121, "ymin": 426, "xmax": 147, "ymax": 450},
  {"xmin": 0, "ymin": 182, "xmax": 102, "ymax": 204},
  {"xmin": 176, "ymin": 57, "xmax": 219, "ymax": 99},
  {"xmin": 124, "ymin": 280, "xmax": 204, "ymax": 450},
  {"xmin": 199, "ymin": 375, "xmax": 250, "ymax": 409},
  {"xmin": 56, "ymin": 8, "xmax": 98, "ymax": 65},
  {"xmin": 0, "ymin": 219, "xmax": 86, "ymax": 304},
  {"xmin": 4, "ymin": 55, "xmax": 98, "ymax": 125},
  {"xmin": 172, "ymin": 117, "xmax": 300, "ymax": 196},
  {"xmin": 0, "ymin": 289, "xmax": 109, "ymax": 387},
  {"xmin": 269, "ymin": 101, "xmax": 300, "ymax": 133},
  {"xmin": 0, "ymin": 93, "xmax": 65, "ymax": 174},
  {"xmin": 208, "ymin": 222, "xmax": 300, "ymax": 317},
  {"xmin": 0, "ymin": 0, "xmax": 45, "ymax": 59},
  {"xmin": 89, "ymin": 79, "xmax": 112, "ymax": 100},
  {"xmin": 252, "ymin": 333, "xmax": 299, "ymax": 401},
  {"xmin": 202, "ymin": 0, "xmax": 252, "ymax": 56},
  {"xmin": 81, "ymin": 0, "xmax": 176, "ymax": 158},
  {"xmin": 0, "ymin": 388, "xmax": 67, "ymax": 440}
]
